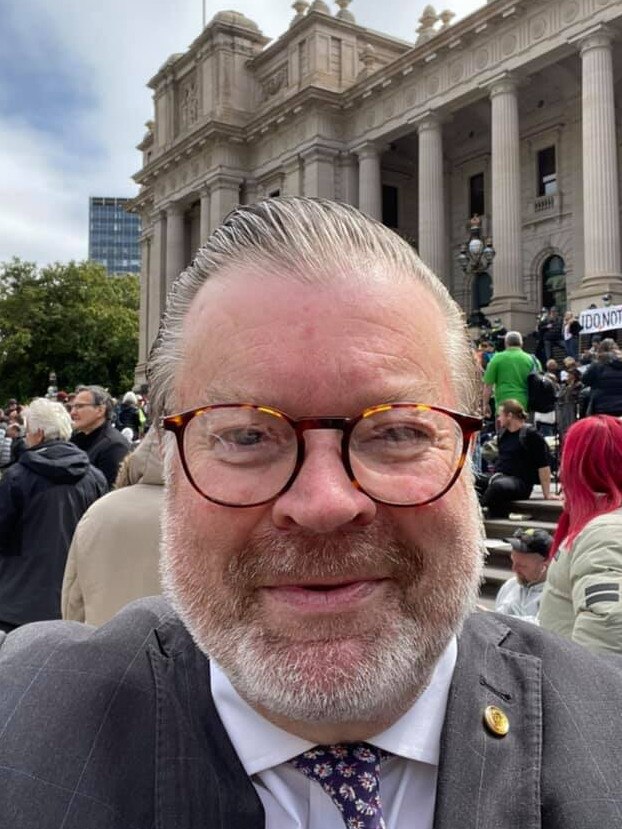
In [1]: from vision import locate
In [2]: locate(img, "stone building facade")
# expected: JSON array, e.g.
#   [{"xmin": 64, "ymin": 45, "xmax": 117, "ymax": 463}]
[{"xmin": 130, "ymin": 0, "xmax": 622, "ymax": 384}]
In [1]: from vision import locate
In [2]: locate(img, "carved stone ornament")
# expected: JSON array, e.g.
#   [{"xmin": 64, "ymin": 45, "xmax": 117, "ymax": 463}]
[
  {"xmin": 309, "ymin": 0, "xmax": 331, "ymax": 13},
  {"xmin": 290, "ymin": 0, "xmax": 309, "ymax": 25},
  {"xmin": 180, "ymin": 76, "xmax": 199, "ymax": 129},
  {"xmin": 439, "ymin": 9, "xmax": 455, "ymax": 29},
  {"xmin": 359, "ymin": 42, "xmax": 377, "ymax": 76},
  {"xmin": 335, "ymin": 0, "xmax": 355, "ymax": 22},
  {"xmin": 262, "ymin": 64, "xmax": 288, "ymax": 99},
  {"xmin": 416, "ymin": 4, "xmax": 439, "ymax": 45}
]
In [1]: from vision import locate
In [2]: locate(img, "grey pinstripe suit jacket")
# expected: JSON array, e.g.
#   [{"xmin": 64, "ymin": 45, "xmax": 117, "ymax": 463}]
[{"xmin": 0, "ymin": 597, "xmax": 621, "ymax": 829}]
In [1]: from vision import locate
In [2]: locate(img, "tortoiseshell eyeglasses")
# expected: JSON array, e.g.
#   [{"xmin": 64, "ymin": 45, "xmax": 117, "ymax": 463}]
[{"xmin": 162, "ymin": 402, "xmax": 482, "ymax": 508}]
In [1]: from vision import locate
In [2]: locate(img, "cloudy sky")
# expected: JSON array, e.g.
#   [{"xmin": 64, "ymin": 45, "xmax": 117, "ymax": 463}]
[{"xmin": 0, "ymin": 0, "xmax": 482, "ymax": 267}]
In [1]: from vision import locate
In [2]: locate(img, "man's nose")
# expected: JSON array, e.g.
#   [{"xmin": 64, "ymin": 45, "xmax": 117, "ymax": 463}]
[{"xmin": 271, "ymin": 431, "xmax": 377, "ymax": 532}]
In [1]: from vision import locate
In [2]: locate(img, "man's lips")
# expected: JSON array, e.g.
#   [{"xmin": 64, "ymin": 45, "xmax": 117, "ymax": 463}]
[{"xmin": 260, "ymin": 578, "xmax": 389, "ymax": 611}]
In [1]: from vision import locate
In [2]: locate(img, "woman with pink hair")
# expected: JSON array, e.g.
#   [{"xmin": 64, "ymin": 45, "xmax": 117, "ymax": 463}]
[{"xmin": 539, "ymin": 415, "xmax": 622, "ymax": 653}]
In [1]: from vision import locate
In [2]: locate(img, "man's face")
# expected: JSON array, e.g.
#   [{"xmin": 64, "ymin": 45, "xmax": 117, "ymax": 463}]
[
  {"xmin": 511, "ymin": 551, "xmax": 547, "ymax": 586},
  {"xmin": 162, "ymin": 267, "xmax": 483, "ymax": 728},
  {"xmin": 70, "ymin": 390, "xmax": 106, "ymax": 434},
  {"xmin": 497, "ymin": 406, "xmax": 509, "ymax": 429}
]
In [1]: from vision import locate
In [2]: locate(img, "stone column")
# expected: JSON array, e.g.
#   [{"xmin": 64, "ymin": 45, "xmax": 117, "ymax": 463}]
[
  {"xmin": 574, "ymin": 27, "xmax": 622, "ymax": 304},
  {"xmin": 244, "ymin": 179, "xmax": 259, "ymax": 205},
  {"xmin": 490, "ymin": 75, "xmax": 523, "ymax": 302},
  {"xmin": 417, "ymin": 114, "xmax": 446, "ymax": 278},
  {"xmin": 165, "ymin": 202, "xmax": 185, "ymax": 292},
  {"xmin": 137, "ymin": 232, "xmax": 151, "ymax": 375},
  {"xmin": 356, "ymin": 143, "xmax": 382, "ymax": 221},
  {"xmin": 210, "ymin": 176, "xmax": 240, "ymax": 232},
  {"xmin": 302, "ymin": 147, "xmax": 338, "ymax": 198},
  {"xmin": 148, "ymin": 212, "xmax": 166, "ymax": 354},
  {"xmin": 283, "ymin": 157, "xmax": 302, "ymax": 197},
  {"xmin": 340, "ymin": 152, "xmax": 359, "ymax": 208},
  {"xmin": 199, "ymin": 187, "xmax": 211, "ymax": 245}
]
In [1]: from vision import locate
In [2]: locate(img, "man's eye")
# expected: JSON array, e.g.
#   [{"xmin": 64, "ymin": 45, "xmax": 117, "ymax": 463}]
[
  {"xmin": 215, "ymin": 428, "xmax": 271, "ymax": 448},
  {"xmin": 372, "ymin": 425, "xmax": 430, "ymax": 444}
]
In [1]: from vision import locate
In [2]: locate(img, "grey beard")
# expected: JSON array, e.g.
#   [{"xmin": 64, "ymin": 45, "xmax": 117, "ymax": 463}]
[{"xmin": 161, "ymin": 507, "xmax": 483, "ymax": 724}]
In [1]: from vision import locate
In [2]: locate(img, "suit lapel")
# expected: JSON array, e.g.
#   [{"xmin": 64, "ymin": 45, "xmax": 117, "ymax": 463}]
[
  {"xmin": 149, "ymin": 618, "xmax": 265, "ymax": 829},
  {"xmin": 433, "ymin": 614, "xmax": 542, "ymax": 829}
]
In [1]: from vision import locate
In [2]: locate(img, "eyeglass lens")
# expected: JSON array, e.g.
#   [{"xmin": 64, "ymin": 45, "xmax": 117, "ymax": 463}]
[{"xmin": 182, "ymin": 405, "xmax": 464, "ymax": 507}]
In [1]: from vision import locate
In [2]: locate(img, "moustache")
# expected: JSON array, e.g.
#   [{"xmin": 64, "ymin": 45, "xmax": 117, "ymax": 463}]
[{"xmin": 224, "ymin": 524, "xmax": 425, "ymax": 588}]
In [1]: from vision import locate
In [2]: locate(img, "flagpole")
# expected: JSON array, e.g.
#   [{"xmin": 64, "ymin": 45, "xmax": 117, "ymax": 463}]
[{"xmin": 202, "ymin": 0, "xmax": 206, "ymax": 28}]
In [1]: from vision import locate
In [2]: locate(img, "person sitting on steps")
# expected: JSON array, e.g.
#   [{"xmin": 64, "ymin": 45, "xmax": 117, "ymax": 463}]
[{"xmin": 475, "ymin": 399, "xmax": 558, "ymax": 518}]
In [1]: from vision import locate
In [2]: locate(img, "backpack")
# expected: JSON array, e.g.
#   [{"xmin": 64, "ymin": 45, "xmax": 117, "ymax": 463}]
[
  {"xmin": 480, "ymin": 425, "xmax": 551, "ymax": 466},
  {"xmin": 527, "ymin": 355, "xmax": 557, "ymax": 413}
]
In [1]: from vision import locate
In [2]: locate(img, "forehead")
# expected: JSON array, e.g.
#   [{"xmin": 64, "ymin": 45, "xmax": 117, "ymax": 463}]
[
  {"xmin": 74, "ymin": 390, "xmax": 99, "ymax": 405},
  {"xmin": 176, "ymin": 266, "xmax": 455, "ymax": 413},
  {"xmin": 512, "ymin": 550, "xmax": 539, "ymax": 562}
]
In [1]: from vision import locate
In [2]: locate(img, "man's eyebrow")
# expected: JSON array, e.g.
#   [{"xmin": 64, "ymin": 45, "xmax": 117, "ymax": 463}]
[
  {"xmin": 378, "ymin": 382, "xmax": 442, "ymax": 405},
  {"xmin": 199, "ymin": 384, "xmax": 263, "ymax": 405},
  {"xmin": 194, "ymin": 381, "xmax": 444, "ymax": 410}
]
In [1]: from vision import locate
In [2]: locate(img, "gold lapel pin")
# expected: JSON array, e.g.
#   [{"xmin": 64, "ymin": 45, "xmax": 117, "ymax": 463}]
[{"xmin": 483, "ymin": 705, "xmax": 510, "ymax": 737}]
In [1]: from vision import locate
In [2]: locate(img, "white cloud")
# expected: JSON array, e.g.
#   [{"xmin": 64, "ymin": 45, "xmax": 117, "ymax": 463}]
[{"xmin": 0, "ymin": 0, "xmax": 483, "ymax": 267}]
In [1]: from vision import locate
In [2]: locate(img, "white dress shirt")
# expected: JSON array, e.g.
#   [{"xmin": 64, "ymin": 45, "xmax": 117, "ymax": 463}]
[{"xmin": 210, "ymin": 638, "xmax": 457, "ymax": 828}]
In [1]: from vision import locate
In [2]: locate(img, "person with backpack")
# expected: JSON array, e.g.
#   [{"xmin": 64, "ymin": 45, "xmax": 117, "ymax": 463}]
[
  {"xmin": 475, "ymin": 399, "xmax": 558, "ymax": 517},
  {"xmin": 534, "ymin": 359, "xmax": 560, "ymax": 438},
  {"xmin": 482, "ymin": 330, "xmax": 537, "ymax": 416}
]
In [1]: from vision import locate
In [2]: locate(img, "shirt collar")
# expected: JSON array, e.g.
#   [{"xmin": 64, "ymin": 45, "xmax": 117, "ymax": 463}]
[{"xmin": 210, "ymin": 636, "xmax": 457, "ymax": 777}]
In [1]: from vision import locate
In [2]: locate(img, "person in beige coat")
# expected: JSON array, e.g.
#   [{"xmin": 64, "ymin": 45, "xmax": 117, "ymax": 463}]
[{"xmin": 61, "ymin": 428, "xmax": 163, "ymax": 625}]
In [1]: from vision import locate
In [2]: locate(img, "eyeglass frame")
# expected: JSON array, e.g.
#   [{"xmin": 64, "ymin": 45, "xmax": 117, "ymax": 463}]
[
  {"xmin": 161, "ymin": 402, "xmax": 483, "ymax": 509},
  {"xmin": 69, "ymin": 402, "xmax": 98, "ymax": 410}
]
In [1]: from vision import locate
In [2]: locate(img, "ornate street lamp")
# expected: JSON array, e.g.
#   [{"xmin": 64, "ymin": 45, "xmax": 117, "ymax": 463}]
[
  {"xmin": 458, "ymin": 214, "xmax": 495, "ymax": 340},
  {"xmin": 458, "ymin": 214, "xmax": 495, "ymax": 275}
]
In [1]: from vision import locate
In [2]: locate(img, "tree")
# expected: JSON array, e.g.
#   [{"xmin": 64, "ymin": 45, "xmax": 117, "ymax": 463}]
[{"xmin": 0, "ymin": 259, "xmax": 139, "ymax": 403}]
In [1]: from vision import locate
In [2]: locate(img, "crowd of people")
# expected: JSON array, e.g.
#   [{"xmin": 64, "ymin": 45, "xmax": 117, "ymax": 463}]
[
  {"xmin": 476, "ymin": 325, "xmax": 622, "ymax": 515},
  {"xmin": 0, "ymin": 197, "xmax": 621, "ymax": 825},
  {"xmin": 0, "ymin": 386, "xmax": 154, "ymax": 631}
]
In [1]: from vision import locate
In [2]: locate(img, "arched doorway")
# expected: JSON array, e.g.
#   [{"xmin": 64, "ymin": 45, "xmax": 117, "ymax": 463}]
[{"xmin": 542, "ymin": 254, "xmax": 566, "ymax": 311}]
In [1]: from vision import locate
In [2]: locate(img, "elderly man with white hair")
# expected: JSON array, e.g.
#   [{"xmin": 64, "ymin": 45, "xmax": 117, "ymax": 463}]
[{"xmin": 0, "ymin": 397, "xmax": 107, "ymax": 632}]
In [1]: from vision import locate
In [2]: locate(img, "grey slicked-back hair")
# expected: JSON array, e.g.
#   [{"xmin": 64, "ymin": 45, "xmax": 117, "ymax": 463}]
[{"xmin": 148, "ymin": 197, "xmax": 479, "ymax": 421}]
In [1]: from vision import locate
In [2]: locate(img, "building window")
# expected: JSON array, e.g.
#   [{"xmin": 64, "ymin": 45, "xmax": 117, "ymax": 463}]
[
  {"xmin": 542, "ymin": 254, "xmax": 566, "ymax": 310},
  {"xmin": 469, "ymin": 173, "xmax": 485, "ymax": 218},
  {"xmin": 537, "ymin": 146, "xmax": 557, "ymax": 196},
  {"xmin": 382, "ymin": 185, "xmax": 399, "ymax": 229},
  {"xmin": 268, "ymin": 189, "xmax": 280, "ymax": 198}
]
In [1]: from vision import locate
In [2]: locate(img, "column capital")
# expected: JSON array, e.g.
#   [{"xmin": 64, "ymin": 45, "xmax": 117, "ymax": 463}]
[
  {"xmin": 339, "ymin": 150, "xmax": 357, "ymax": 165},
  {"xmin": 165, "ymin": 201, "xmax": 184, "ymax": 218},
  {"xmin": 412, "ymin": 110, "xmax": 443, "ymax": 133},
  {"xmin": 486, "ymin": 72, "xmax": 520, "ymax": 99},
  {"xmin": 199, "ymin": 183, "xmax": 211, "ymax": 198},
  {"xmin": 352, "ymin": 140, "xmax": 380, "ymax": 160},
  {"xmin": 573, "ymin": 24, "xmax": 615, "ymax": 56},
  {"xmin": 209, "ymin": 173, "xmax": 242, "ymax": 192},
  {"xmin": 300, "ymin": 145, "xmax": 340, "ymax": 162},
  {"xmin": 149, "ymin": 208, "xmax": 167, "ymax": 224}
]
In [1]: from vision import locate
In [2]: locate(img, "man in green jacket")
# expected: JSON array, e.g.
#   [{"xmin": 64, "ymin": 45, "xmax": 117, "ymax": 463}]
[{"xmin": 482, "ymin": 330, "xmax": 538, "ymax": 415}]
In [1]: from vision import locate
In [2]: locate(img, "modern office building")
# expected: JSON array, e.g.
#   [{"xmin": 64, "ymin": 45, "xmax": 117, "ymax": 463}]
[
  {"xmin": 129, "ymin": 0, "xmax": 622, "ymax": 383},
  {"xmin": 88, "ymin": 197, "xmax": 141, "ymax": 274}
]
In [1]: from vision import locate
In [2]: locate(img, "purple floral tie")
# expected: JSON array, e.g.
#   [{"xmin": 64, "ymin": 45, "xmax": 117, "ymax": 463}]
[{"xmin": 290, "ymin": 742, "xmax": 389, "ymax": 829}]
